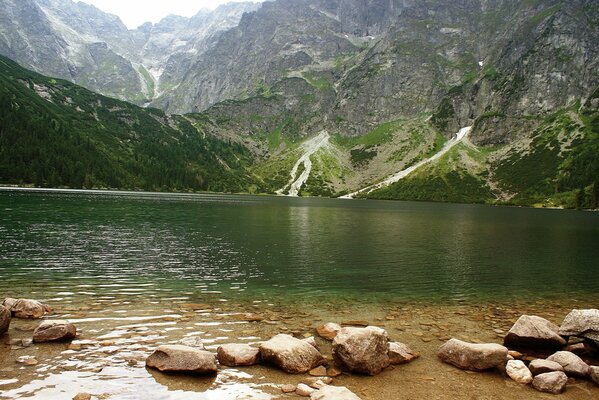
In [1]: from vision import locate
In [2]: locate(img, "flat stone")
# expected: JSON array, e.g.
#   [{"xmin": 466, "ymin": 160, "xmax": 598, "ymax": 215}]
[
  {"xmin": 327, "ymin": 366, "xmax": 342, "ymax": 377},
  {"xmin": 504, "ymin": 315, "xmax": 566, "ymax": 349},
  {"xmin": 332, "ymin": 326, "xmax": 390, "ymax": 375},
  {"xmin": 281, "ymin": 384, "xmax": 297, "ymax": 393},
  {"xmin": 388, "ymin": 342, "xmax": 419, "ymax": 365},
  {"xmin": 217, "ymin": 343, "xmax": 260, "ymax": 367},
  {"xmin": 546, "ymin": 351, "xmax": 590, "ymax": 378},
  {"xmin": 3, "ymin": 298, "xmax": 52, "ymax": 319},
  {"xmin": 309, "ymin": 365, "xmax": 327, "ymax": 376},
  {"xmin": 145, "ymin": 345, "xmax": 217, "ymax": 374},
  {"xmin": 506, "ymin": 360, "xmax": 533, "ymax": 384},
  {"xmin": 33, "ymin": 320, "xmax": 77, "ymax": 342},
  {"xmin": 316, "ymin": 323, "xmax": 341, "ymax": 341},
  {"xmin": 296, "ymin": 383, "xmax": 316, "ymax": 397},
  {"xmin": 310, "ymin": 385, "xmax": 362, "ymax": 400},
  {"xmin": 528, "ymin": 359, "xmax": 564, "ymax": 376},
  {"xmin": 72, "ymin": 394, "xmax": 92, "ymax": 400},
  {"xmin": 340, "ymin": 321, "xmax": 369, "ymax": 327},
  {"xmin": 437, "ymin": 338, "xmax": 508, "ymax": 371},
  {"xmin": 259, "ymin": 334, "xmax": 325, "ymax": 374},
  {"xmin": 532, "ymin": 371, "xmax": 568, "ymax": 394},
  {"xmin": 0, "ymin": 305, "xmax": 10, "ymax": 335}
]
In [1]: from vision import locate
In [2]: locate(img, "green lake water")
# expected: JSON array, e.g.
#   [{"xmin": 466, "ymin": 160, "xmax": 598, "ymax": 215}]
[{"xmin": 1, "ymin": 188, "xmax": 598, "ymax": 305}]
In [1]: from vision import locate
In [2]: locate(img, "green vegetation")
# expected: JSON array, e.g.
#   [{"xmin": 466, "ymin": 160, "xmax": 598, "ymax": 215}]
[
  {"xmin": 333, "ymin": 120, "xmax": 401, "ymax": 148},
  {"xmin": 301, "ymin": 71, "xmax": 332, "ymax": 90}
]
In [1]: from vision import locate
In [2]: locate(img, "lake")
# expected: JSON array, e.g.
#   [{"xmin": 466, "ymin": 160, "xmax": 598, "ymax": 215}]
[{"xmin": 0, "ymin": 189, "xmax": 598, "ymax": 399}]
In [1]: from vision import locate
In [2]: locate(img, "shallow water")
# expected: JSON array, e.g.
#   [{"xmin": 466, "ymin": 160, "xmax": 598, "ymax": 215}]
[{"xmin": 0, "ymin": 189, "xmax": 598, "ymax": 399}]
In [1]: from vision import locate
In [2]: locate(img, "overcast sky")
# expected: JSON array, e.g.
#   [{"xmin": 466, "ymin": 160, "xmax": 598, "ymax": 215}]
[{"xmin": 78, "ymin": 0, "xmax": 262, "ymax": 29}]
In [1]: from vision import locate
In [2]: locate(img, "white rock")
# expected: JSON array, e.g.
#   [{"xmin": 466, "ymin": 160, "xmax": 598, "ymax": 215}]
[{"xmin": 506, "ymin": 360, "xmax": 533, "ymax": 384}]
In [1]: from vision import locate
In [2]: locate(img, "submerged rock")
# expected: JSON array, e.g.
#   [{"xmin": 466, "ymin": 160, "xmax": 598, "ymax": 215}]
[
  {"xmin": 259, "ymin": 334, "xmax": 325, "ymax": 374},
  {"xmin": 546, "ymin": 351, "xmax": 590, "ymax": 378},
  {"xmin": 3, "ymin": 298, "xmax": 52, "ymax": 319},
  {"xmin": 528, "ymin": 359, "xmax": 565, "ymax": 376},
  {"xmin": 506, "ymin": 360, "xmax": 533, "ymax": 384},
  {"xmin": 217, "ymin": 343, "xmax": 260, "ymax": 367},
  {"xmin": 437, "ymin": 338, "xmax": 508, "ymax": 371},
  {"xmin": 146, "ymin": 345, "xmax": 217, "ymax": 374},
  {"xmin": 33, "ymin": 320, "xmax": 76, "ymax": 342},
  {"xmin": 559, "ymin": 309, "xmax": 599, "ymax": 346},
  {"xmin": 532, "ymin": 371, "xmax": 568, "ymax": 394},
  {"xmin": 0, "ymin": 305, "xmax": 10, "ymax": 335},
  {"xmin": 177, "ymin": 336, "xmax": 204, "ymax": 349},
  {"xmin": 504, "ymin": 315, "xmax": 566, "ymax": 349},
  {"xmin": 388, "ymin": 342, "xmax": 419, "ymax": 365},
  {"xmin": 310, "ymin": 385, "xmax": 362, "ymax": 400},
  {"xmin": 316, "ymin": 323, "xmax": 341, "ymax": 341},
  {"xmin": 332, "ymin": 326, "xmax": 390, "ymax": 375}
]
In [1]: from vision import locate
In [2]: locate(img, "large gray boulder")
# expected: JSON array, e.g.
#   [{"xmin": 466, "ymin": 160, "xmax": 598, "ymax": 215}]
[
  {"xmin": 3, "ymin": 298, "xmax": 52, "ymax": 319},
  {"xmin": 146, "ymin": 345, "xmax": 217, "ymax": 374},
  {"xmin": 528, "ymin": 359, "xmax": 565, "ymax": 376},
  {"xmin": 559, "ymin": 309, "xmax": 599, "ymax": 346},
  {"xmin": 259, "ymin": 334, "xmax": 325, "ymax": 374},
  {"xmin": 532, "ymin": 371, "xmax": 568, "ymax": 394},
  {"xmin": 504, "ymin": 315, "xmax": 566, "ymax": 349},
  {"xmin": 546, "ymin": 351, "xmax": 590, "ymax": 378},
  {"xmin": 217, "ymin": 343, "xmax": 260, "ymax": 367},
  {"xmin": 33, "ymin": 320, "xmax": 76, "ymax": 342},
  {"xmin": 310, "ymin": 385, "xmax": 362, "ymax": 400},
  {"xmin": 332, "ymin": 326, "xmax": 390, "ymax": 375},
  {"xmin": 438, "ymin": 338, "xmax": 508, "ymax": 371},
  {"xmin": 0, "ymin": 305, "xmax": 10, "ymax": 335}
]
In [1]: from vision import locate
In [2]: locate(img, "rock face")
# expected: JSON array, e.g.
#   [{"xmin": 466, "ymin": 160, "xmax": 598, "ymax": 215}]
[
  {"xmin": 316, "ymin": 323, "xmax": 341, "ymax": 341},
  {"xmin": 546, "ymin": 351, "xmax": 590, "ymax": 378},
  {"xmin": 33, "ymin": 320, "xmax": 76, "ymax": 342},
  {"xmin": 3, "ymin": 298, "xmax": 52, "ymax": 319},
  {"xmin": 532, "ymin": 371, "xmax": 568, "ymax": 394},
  {"xmin": 437, "ymin": 339, "xmax": 508, "ymax": 371},
  {"xmin": 259, "ymin": 334, "xmax": 325, "ymax": 374},
  {"xmin": 528, "ymin": 359, "xmax": 565, "ymax": 376},
  {"xmin": 217, "ymin": 343, "xmax": 260, "ymax": 367},
  {"xmin": 0, "ymin": 305, "xmax": 10, "ymax": 335},
  {"xmin": 310, "ymin": 385, "xmax": 362, "ymax": 400},
  {"xmin": 559, "ymin": 309, "xmax": 599, "ymax": 346},
  {"xmin": 388, "ymin": 342, "xmax": 419, "ymax": 365},
  {"xmin": 332, "ymin": 326, "xmax": 390, "ymax": 375},
  {"xmin": 506, "ymin": 360, "xmax": 533, "ymax": 384},
  {"xmin": 504, "ymin": 315, "xmax": 566, "ymax": 349},
  {"xmin": 146, "ymin": 345, "xmax": 217, "ymax": 374}
]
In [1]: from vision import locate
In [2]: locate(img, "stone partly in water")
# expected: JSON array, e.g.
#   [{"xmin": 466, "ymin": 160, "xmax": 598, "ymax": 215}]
[
  {"xmin": 532, "ymin": 371, "xmax": 568, "ymax": 394},
  {"xmin": 2, "ymin": 298, "xmax": 52, "ymax": 319},
  {"xmin": 546, "ymin": 351, "xmax": 590, "ymax": 378},
  {"xmin": 528, "ymin": 359, "xmax": 565, "ymax": 376},
  {"xmin": 309, "ymin": 385, "xmax": 362, "ymax": 400},
  {"xmin": 0, "ymin": 305, "xmax": 10, "ymax": 335},
  {"xmin": 388, "ymin": 342, "xmax": 419, "ymax": 365},
  {"xmin": 259, "ymin": 334, "xmax": 325, "ymax": 374},
  {"xmin": 145, "ymin": 345, "xmax": 218, "ymax": 374},
  {"xmin": 504, "ymin": 315, "xmax": 566, "ymax": 349},
  {"xmin": 506, "ymin": 360, "xmax": 533, "ymax": 384},
  {"xmin": 438, "ymin": 338, "xmax": 508, "ymax": 371},
  {"xmin": 332, "ymin": 326, "xmax": 390, "ymax": 375},
  {"xmin": 217, "ymin": 343, "xmax": 260, "ymax": 367},
  {"xmin": 32, "ymin": 320, "xmax": 76, "ymax": 343},
  {"xmin": 316, "ymin": 323, "xmax": 341, "ymax": 341},
  {"xmin": 559, "ymin": 309, "xmax": 599, "ymax": 346}
]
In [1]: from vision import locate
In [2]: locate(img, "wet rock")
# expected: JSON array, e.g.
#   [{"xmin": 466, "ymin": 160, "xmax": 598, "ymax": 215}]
[
  {"xmin": 177, "ymin": 336, "xmax": 204, "ymax": 349},
  {"xmin": 0, "ymin": 305, "xmax": 10, "ymax": 335},
  {"xmin": 16, "ymin": 356, "xmax": 38, "ymax": 365},
  {"xmin": 310, "ymin": 385, "xmax": 362, "ymax": 400},
  {"xmin": 33, "ymin": 320, "xmax": 77, "ymax": 342},
  {"xmin": 341, "ymin": 320, "xmax": 369, "ymax": 327},
  {"xmin": 309, "ymin": 365, "xmax": 327, "ymax": 376},
  {"xmin": 239, "ymin": 313, "xmax": 264, "ymax": 322},
  {"xmin": 73, "ymin": 394, "xmax": 92, "ymax": 400},
  {"xmin": 217, "ymin": 343, "xmax": 260, "ymax": 367},
  {"xmin": 2, "ymin": 298, "xmax": 52, "ymax": 319},
  {"xmin": 504, "ymin": 315, "xmax": 566, "ymax": 349},
  {"xmin": 316, "ymin": 323, "xmax": 341, "ymax": 341},
  {"xmin": 259, "ymin": 334, "xmax": 325, "ymax": 374},
  {"xmin": 590, "ymin": 366, "xmax": 599, "ymax": 387},
  {"xmin": 437, "ymin": 338, "xmax": 508, "ymax": 371},
  {"xmin": 559, "ymin": 309, "xmax": 599, "ymax": 346},
  {"xmin": 388, "ymin": 342, "xmax": 419, "ymax": 365},
  {"xmin": 332, "ymin": 326, "xmax": 390, "ymax": 375},
  {"xmin": 506, "ymin": 360, "xmax": 533, "ymax": 384},
  {"xmin": 281, "ymin": 384, "xmax": 297, "ymax": 393},
  {"xmin": 532, "ymin": 371, "xmax": 568, "ymax": 394},
  {"xmin": 327, "ymin": 366, "xmax": 342, "ymax": 377},
  {"xmin": 528, "ymin": 359, "xmax": 564, "ymax": 376},
  {"xmin": 145, "ymin": 345, "xmax": 217, "ymax": 374},
  {"xmin": 307, "ymin": 378, "xmax": 329, "ymax": 389},
  {"xmin": 546, "ymin": 351, "xmax": 590, "ymax": 378},
  {"xmin": 296, "ymin": 383, "xmax": 316, "ymax": 397}
]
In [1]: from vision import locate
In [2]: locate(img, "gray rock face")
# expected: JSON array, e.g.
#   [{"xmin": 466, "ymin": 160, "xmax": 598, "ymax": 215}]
[
  {"xmin": 145, "ymin": 345, "xmax": 217, "ymax": 374},
  {"xmin": 437, "ymin": 338, "xmax": 508, "ymax": 371},
  {"xmin": 310, "ymin": 385, "xmax": 362, "ymax": 400},
  {"xmin": 33, "ymin": 320, "xmax": 76, "ymax": 342},
  {"xmin": 332, "ymin": 326, "xmax": 390, "ymax": 375},
  {"xmin": 217, "ymin": 343, "xmax": 260, "ymax": 367},
  {"xmin": 529, "ymin": 359, "xmax": 565, "ymax": 376},
  {"xmin": 0, "ymin": 305, "xmax": 10, "ymax": 335},
  {"xmin": 532, "ymin": 371, "xmax": 568, "ymax": 394},
  {"xmin": 388, "ymin": 342, "xmax": 419, "ymax": 365},
  {"xmin": 546, "ymin": 351, "xmax": 590, "ymax": 378},
  {"xmin": 3, "ymin": 298, "xmax": 52, "ymax": 319},
  {"xmin": 504, "ymin": 315, "xmax": 566, "ymax": 349},
  {"xmin": 559, "ymin": 309, "xmax": 599, "ymax": 346},
  {"xmin": 506, "ymin": 360, "xmax": 533, "ymax": 384},
  {"xmin": 259, "ymin": 334, "xmax": 325, "ymax": 374}
]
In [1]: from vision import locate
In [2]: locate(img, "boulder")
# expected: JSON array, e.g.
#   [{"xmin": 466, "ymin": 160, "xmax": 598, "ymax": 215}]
[
  {"xmin": 590, "ymin": 366, "xmax": 599, "ymax": 387},
  {"xmin": 437, "ymin": 338, "xmax": 508, "ymax": 371},
  {"xmin": 145, "ymin": 345, "xmax": 217, "ymax": 374},
  {"xmin": 310, "ymin": 385, "xmax": 362, "ymax": 400},
  {"xmin": 0, "ymin": 305, "xmax": 10, "ymax": 335},
  {"xmin": 506, "ymin": 360, "xmax": 533, "ymax": 384},
  {"xmin": 528, "ymin": 359, "xmax": 565, "ymax": 376},
  {"xmin": 532, "ymin": 371, "xmax": 568, "ymax": 394},
  {"xmin": 259, "ymin": 334, "xmax": 325, "ymax": 374},
  {"xmin": 217, "ymin": 343, "xmax": 260, "ymax": 367},
  {"xmin": 332, "ymin": 326, "xmax": 390, "ymax": 375},
  {"xmin": 316, "ymin": 323, "xmax": 341, "ymax": 341},
  {"xmin": 504, "ymin": 315, "xmax": 566, "ymax": 349},
  {"xmin": 546, "ymin": 351, "xmax": 590, "ymax": 378},
  {"xmin": 559, "ymin": 309, "xmax": 599, "ymax": 346},
  {"xmin": 33, "ymin": 320, "xmax": 76, "ymax": 342},
  {"xmin": 3, "ymin": 298, "xmax": 52, "ymax": 319},
  {"xmin": 388, "ymin": 342, "xmax": 419, "ymax": 365}
]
